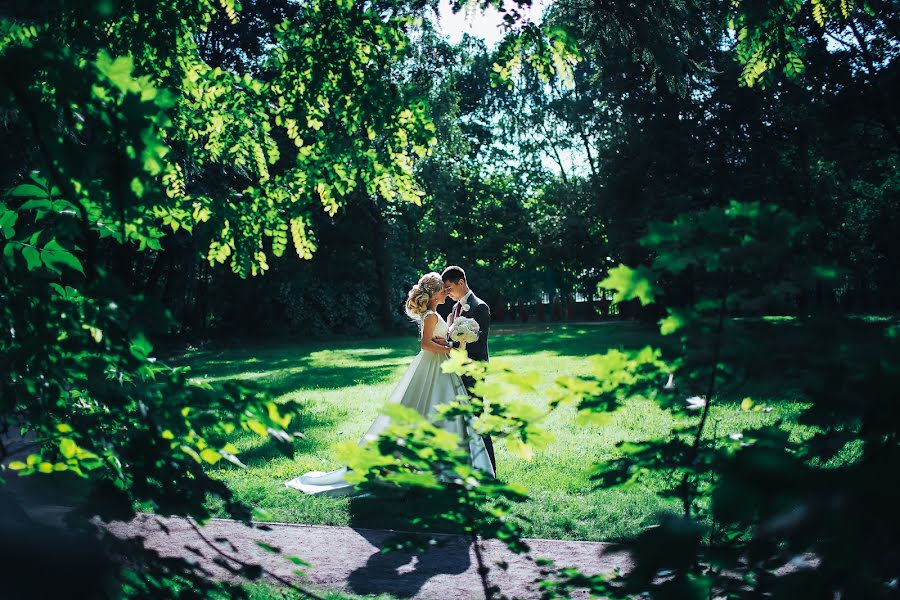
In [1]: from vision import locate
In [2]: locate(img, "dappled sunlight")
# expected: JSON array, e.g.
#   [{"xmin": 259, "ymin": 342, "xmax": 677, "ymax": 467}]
[
  {"xmin": 193, "ymin": 367, "xmax": 305, "ymax": 384},
  {"xmin": 188, "ymin": 321, "xmax": 825, "ymax": 541},
  {"xmin": 176, "ymin": 341, "xmax": 417, "ymax": 395},
  {"xmin": 306, "ymin": 346, "xmax": 414, "ymax": 369},
  {"xmin": 492, "ymin": 321, "xmax": 670, "ymax": 359},
  {"xmin": 4, "ymin": 0, "xmax": 893, "ymax": 594}
]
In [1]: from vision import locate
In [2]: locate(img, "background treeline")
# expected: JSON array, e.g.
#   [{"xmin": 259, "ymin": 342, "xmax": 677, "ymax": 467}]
[{"xmin": 5, "ymin": 0, "xmax": 891, "ymax": 338}]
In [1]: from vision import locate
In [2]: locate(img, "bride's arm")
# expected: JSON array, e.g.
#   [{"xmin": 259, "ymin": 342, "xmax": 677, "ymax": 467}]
[{"xmin": 421, "ymin": 314, "xmax": 452, "ymax": 354}]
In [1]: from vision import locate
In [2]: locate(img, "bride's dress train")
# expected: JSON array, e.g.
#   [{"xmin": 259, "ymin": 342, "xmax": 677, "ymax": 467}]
[{"xmin": 285, "ymin": 311, "xmax": 494, "ymax": 496}]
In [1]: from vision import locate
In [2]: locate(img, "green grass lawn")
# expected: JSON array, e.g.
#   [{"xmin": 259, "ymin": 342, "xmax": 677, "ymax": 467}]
[{"xmin": 178, "ymin": 321, "xmax": 817, "ymax": 542}]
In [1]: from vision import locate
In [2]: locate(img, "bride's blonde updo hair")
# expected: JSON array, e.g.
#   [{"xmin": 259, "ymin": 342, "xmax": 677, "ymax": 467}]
[{"xmin": 405, "ymin": 272, "xmax": 443, "ymax": 320}]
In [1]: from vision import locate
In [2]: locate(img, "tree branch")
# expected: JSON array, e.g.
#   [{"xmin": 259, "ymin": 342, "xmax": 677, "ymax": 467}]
[
  {"xmin": 681, "ymin": 294, "xmax": 728, "ymax": 518},
  {"xmin": 185, "ymin": 518, "xmax": 326, "ymax": 600},
  {"xmin": 846, "ymin": 18, "xmax": 900, "ymax": 148}
]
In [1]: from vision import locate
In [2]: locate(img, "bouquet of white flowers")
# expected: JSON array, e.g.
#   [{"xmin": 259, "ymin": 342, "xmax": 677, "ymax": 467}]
[{"xmin": 449, "ymin": 316, "xmax": 480, "ymax": 345}]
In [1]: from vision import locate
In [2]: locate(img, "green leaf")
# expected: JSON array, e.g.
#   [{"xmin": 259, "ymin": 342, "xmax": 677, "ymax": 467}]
[
  {"xmin": 96, "ymin": 51, "xmax": 138, "ymax": 93},
  {"xmin": 82, "ymin": 324, "xmax": 103, "ymax": 343},
  {"xmin": 266, "ymin": 402, "xmax": 291, "ymax": 428},
  {"xmin": 507, "ymin": 438, "xmax": 535, "ymax": 460},
  {"xmin": 59, "ymin": 438, "xmax": 78, "ymax": 459},
  {"xmin": 130, "ymin": 177, "xmax": 145, "ymax": 198},
  {"xmin": 19, "ymin": 199, "xmax": 52, "ymax": 211},
  {"xmin": 246, "ymin": 420, "xmax": 268, "ymax": 437},
  {"xmin": 390, "ymin": 471, "xmax": 442, "ymax": 489},
  {"xmin": 256, "ymin": 541, "xmax": 282, "ymax": 554},
  {"xmin": 659, "ymin": 314, "xmax": 683, "ymax": 335},
  {"xmin": 252, "ymin": 507, "xmax": 273, "ymax": 521},
  {"xmin": 11, "ymin": 183, "xmax": 48, "ymax": 199},
  {"xmin": 812, "ymin": 265, "xmax": 840, "ymax": 280},
  {"xmin": 129, "ymin": 332, "xmax": 153, "ymax": 360},
  {"xmin": 22, "ymin": 245, "xmax": 42, "ymax": 270},
  {"xmin": 200, "ymin": 448, "xmax": 222, "ymax": 464},
  {"xmin": 812, "ymin": 0, "xmax": 827, "ymax": 26},
  {"xmin": 784, "ymin": 53, "xmax": 805, "ymax": 78},
  {"xmin": 0, "ymin": 210, "xmax": 17, "ymax": 238},
  {"xmin": 741, "ymin": 397, "xmax": 754, "ymax": 411},
  {"xmin": 599, "ymin": 264, "xmax": 657, "ymax": 306},
  {"xmin": 40, "ymin": 238, "xmax": 84, "ymax": 275}
]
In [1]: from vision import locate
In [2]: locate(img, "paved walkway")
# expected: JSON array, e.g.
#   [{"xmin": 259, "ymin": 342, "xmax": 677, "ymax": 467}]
[
  {"xmin": 104, "ymin": 515, "xmax": 629, "ymax": 599},
  {"xmin": 3, "ymin": 431, "xmax": 627, "ymax": 599}
]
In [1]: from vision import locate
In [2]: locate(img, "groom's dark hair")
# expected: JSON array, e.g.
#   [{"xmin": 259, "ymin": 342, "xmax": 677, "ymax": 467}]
[{"xmin": 441, "ymin": 266, "xmax": 466, "ymax": 283}]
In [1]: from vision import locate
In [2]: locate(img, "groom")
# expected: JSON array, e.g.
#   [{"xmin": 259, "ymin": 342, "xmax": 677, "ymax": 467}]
[{"xmin": 434, "ymin": 265, "xmax": 496, "ymax": 475}]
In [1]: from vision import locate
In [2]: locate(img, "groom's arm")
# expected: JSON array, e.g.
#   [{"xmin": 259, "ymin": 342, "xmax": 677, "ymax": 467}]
[
  {"xmin": 470, "ymin": 303, "xmax": 490, "ymax": 352},
  {"xmin": 434, "ymin": 304, "xmax": 491, "ymax": 349},
  {"xmin": 475, "ymin": 303, "xmax": 490, "ymax": 337}
]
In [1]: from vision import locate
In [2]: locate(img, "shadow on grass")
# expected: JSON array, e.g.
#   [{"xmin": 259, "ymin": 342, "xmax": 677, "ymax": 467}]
[
  {"xmin": 345, "ymin": 488, "xmax": 477, "ymax": 536},
  {"xmin": 703, "ymin": 316, "xmax": 894, "ymax": 406},
  {"xmin": 178, "ymin": 322, "xmax": 667, "ymax": 379},
  {"xmin": 174, "ymin": 343, "xmax": 415, "ymax": 393},
  {"xmin": 492, "ymin": 321, "xmax": 670, "ymax": 358},
  {"xmin": 267, "ymin": 362, "xmax": 405, "ymax": 396},
  {"xmin": 213, "ymin": 402, "xmax": 343, "ymax": 471},
  {"xmin": 347, "ymin": 494, "xmax": 415, "ymax": 533}
]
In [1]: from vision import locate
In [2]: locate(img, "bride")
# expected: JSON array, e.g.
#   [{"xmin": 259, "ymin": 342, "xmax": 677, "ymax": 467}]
[{"xmin": 285, "ymin": 272, "xmax": 495, "ymax": 495}]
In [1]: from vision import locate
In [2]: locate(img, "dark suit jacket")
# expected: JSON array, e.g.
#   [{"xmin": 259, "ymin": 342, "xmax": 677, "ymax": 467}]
[{"xmin": 451, "ymin": 292, "xmax": 490, "ymax": 363}]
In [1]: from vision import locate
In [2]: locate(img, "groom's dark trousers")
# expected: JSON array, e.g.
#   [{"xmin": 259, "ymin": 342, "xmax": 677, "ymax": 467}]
[
  {"xmin": 462, "ymin": 375, "xmax": 497, "ymax": 476},
  {"xmin": 454, "ymin": 294, "xmax": 496, "ymax": 475}
]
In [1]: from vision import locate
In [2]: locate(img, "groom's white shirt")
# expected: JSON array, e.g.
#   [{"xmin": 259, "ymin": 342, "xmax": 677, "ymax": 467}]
[
  {"xmin": 458, "ymin": 290, "xmax": 473, "ymax": 309},
  {"xmin": 451, "ymin": 290, "xmax": 473, "ymax": 323}
]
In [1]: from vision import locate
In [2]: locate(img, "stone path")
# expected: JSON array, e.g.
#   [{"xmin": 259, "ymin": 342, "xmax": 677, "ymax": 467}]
[
  {"xmin": 104, "ymin": 514, "xmax": 630, "ymax": 599},
  {"xmin": 3, "ymin": 430, "xmax": 628, "ymax": 599}
]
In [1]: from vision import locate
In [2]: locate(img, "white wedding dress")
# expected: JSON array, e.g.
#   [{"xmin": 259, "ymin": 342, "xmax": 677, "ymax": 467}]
[{"xmin": 285, "ymin": 310, "xmax": 494, "ymax": 496}]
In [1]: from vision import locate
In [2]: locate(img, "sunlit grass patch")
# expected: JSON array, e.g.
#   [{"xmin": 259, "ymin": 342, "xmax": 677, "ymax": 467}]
[{"xmin": 178, "ymin": 320, "xmax": 825, "ymax": 542}]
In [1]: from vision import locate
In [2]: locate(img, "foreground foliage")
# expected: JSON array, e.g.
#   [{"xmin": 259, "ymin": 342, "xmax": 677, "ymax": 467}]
[
  {"xmin": 339, "ymin": 202, "xmax": 897, "ymax": 599},
  {"xmin": 0, "ymin": 0, "xmax": 440, "ymax": 596},
  {"xmin": 1, "ymin": 0, "xmax": 897, "ymax": 598},
  {"xmin": 538, "ymin": 202, "xmax": 900, "ymax": 598},
  {"xmin": 0, "ymin": 0, "xmax": 573, "ymax": 597}
]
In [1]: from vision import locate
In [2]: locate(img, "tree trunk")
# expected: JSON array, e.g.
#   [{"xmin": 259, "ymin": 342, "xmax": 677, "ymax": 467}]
[{"xmin": 367, "ymin": 196, "xmax": 393, "ymax": 329}]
